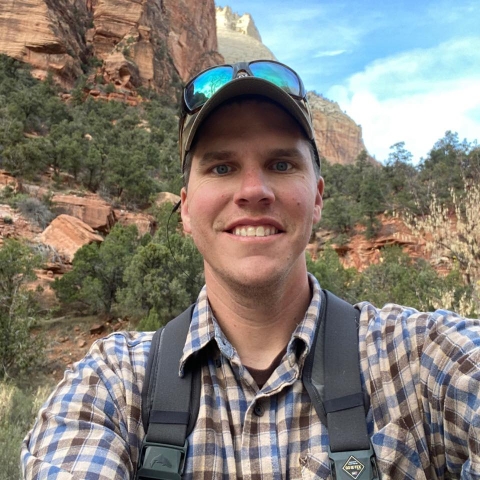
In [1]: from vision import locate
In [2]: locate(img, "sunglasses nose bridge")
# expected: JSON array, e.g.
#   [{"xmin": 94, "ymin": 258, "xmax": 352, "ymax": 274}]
[{"xmin": 232, "ymin": 62, "xmax": 254, "ymax": 79}]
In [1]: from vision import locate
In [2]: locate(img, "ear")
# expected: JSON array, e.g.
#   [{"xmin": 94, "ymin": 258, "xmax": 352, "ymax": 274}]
[
  {"xmin": 180, "ymin": 187, "xmax": 192, "ymax": 233},
  {"xmin": 312, "ymin": 176, "xmax": 324, "ymax": 224}
]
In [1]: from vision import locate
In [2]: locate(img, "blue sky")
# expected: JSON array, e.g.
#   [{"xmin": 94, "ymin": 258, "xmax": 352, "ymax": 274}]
[{"xmin": 217, "ymin": 0, "xmax": 480, "ymax": 164}]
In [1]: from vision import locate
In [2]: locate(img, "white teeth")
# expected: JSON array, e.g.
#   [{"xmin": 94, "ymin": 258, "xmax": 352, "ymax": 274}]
[{"xmin": 233, "ymin": 226, "xmax": 278, "ymax": 237}]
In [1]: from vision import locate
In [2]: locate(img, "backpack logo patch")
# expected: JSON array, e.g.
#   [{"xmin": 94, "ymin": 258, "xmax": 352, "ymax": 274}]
[
  {"xmin": 150, "ymin": 454, "xmax": 173, "ymax": 469},
  {"xmin": 342, "ymin": 455, "xmax": 365, "ymax": 479}
]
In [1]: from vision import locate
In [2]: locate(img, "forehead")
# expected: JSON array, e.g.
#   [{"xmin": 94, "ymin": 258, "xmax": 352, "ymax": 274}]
[{"xmin": 192, "ymin": 97, "xmax": 308, "ymax": 148}]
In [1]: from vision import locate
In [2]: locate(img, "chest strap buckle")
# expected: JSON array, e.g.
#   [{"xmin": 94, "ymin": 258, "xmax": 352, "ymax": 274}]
[
  {"xmin": 136, "ymin": 440, "xmax": 188, "ymax": 480},
  {"xmin": 328, "ymin": 445, "xmax": 379, "ymax": 480}
]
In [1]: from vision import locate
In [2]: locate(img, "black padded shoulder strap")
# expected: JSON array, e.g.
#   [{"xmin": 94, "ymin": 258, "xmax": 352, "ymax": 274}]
[
  {"xmin": 141, "ymin": 305, "xmax": 200, "ymax": 446},
  {"xmin": 303, "ymin": 290, "xmax": 369, "ymax": 450}
]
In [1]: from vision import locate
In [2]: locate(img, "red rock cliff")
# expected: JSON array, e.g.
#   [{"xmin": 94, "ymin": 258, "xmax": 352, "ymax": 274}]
[{"xmin": 0, "ymin": 0, "xmax": 223, "ymax": 95}]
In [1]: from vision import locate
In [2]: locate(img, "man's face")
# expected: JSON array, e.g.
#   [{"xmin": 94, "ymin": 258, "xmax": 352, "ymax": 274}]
[{"xmin": 180, "ymin": 99, "xmax": 324, "ymax": 292}]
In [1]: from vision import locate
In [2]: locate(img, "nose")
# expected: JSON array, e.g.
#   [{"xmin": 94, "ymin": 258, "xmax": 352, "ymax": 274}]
[{"xmin": 233, "ymin": 166, "xmax": 275, "ymax": 206}]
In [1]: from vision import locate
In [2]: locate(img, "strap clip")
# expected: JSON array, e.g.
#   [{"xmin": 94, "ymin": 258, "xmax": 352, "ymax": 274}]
[
  {"xmin": 328, "ymin": 445, "xmax": 379, "ymax": 480},
  {"xmin": 136, "ymin": 440, "xmax": 188, "ymax": 480}
]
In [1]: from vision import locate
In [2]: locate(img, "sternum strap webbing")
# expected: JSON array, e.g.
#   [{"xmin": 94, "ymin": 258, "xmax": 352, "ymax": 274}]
[
  {"xmin": 323, "ymin": 291, "xmax": 370, "ymax": 452},
  {"xmin": 145, "ymin": 305, "xmax": 196, "ymax": 447}
]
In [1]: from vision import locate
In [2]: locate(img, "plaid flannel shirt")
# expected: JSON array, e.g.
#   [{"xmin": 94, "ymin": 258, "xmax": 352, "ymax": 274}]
[{"xmin": 22, "ymin": 275, "xmax": 480, "ymax": 479}]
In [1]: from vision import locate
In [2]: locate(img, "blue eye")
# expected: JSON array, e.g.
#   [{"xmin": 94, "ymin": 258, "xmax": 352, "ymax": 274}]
[
  {"xmin": 273, "ymin": 161, "xmax": 291, "ymax": 172},
  {"xmin": 213, "ymin": 164, "xmax": 231, "ymax": 175}
]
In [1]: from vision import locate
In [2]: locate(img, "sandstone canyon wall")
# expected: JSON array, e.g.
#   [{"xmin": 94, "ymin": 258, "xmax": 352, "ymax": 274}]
[
  {"xmin": 216, "ymin": 6, "xmax": 276, "ymax": 63},
  {"xmin": 0, "ymin": 1, "xmax": 369, "ymax": 165},
  {"xmin": 0, "ymin": 0, "xmax": 223, "ymax": 95}
]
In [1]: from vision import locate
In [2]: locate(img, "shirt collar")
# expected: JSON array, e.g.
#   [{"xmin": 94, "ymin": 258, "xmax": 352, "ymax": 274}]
[{"xmin": 179, "ymin": 273, "xmax": 322, "ymax": 376}]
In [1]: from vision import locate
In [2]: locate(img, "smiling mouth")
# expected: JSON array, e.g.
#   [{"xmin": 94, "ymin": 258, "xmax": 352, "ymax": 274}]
[{"xmin": 231, "ymin": 226, "xmax": 279, "ymax": 237}]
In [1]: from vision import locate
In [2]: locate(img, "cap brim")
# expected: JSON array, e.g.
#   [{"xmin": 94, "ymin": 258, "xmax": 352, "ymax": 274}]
[{"xmin": 181, "ymin": 76, "xmax": 316, "ymax": 165}]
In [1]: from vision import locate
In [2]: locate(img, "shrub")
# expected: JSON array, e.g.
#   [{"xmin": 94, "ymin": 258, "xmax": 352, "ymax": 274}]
[
  {"xmin": 17, "ymin": 197, "xmax": 55, "ymax": 229},
  {"xmin": 118, "ymin": 205, "xmax": 204, "ymax": 329},
  {"xmin": 351, "ymin": 246, "xmax": 456, "ymax": 311},
  {"xmin": 0, "ymin": 239, "xmax": 44, "ymax": 377},
  {"xmin": 105, "ymin": 82, "xmax": 115, "ymax": 94},
  {"xmin": 52, "ymin": 224, "xmax": 141, "ymax": 315},
  {"xmin": 307, "ymin": 246, "xmax": 358, "ymax": 302},
  {"xmin": 0, "ymin": 381, "xmax": 53, "ymax": 480}
]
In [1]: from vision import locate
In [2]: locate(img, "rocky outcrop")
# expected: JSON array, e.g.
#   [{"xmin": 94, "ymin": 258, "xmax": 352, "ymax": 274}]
[
  {"xmin": 114, "ymin": 209, "xmax": 154, "ymax": 237},
  {"xmin": 307, "ymin": 92, "xmax": 369, "ymax": 165},
  {"xmin": 40, "ymin": 214, "xmax": 103, "ymax": 262},
  {"xmin": 0, "ymin": 0, "xmax": 89, "ymax": 87},
  {"xmin": 52, "ymin": 194, "xmax": 115, "ymax": 232},
  {"xmin": 0, "ymin": 204, "xmax": 42, "ymax": 245},
  {"xmin": 0, "ymin": 0, "xmax": 223, "ymax": 94},
  {"xmin": 215, "ymin": 8, "xmax": 368, "ymax": 166},
  {"xmin": 215, "ymin": 6, "xmax": 276, "ymax": 63},
  {"xmin": 312, "ymin": 215, "xmax": 425, "ymax": 272},
  {"xmin": 155, "ymin": 191, "xmax": 181, "ymax": 207}
]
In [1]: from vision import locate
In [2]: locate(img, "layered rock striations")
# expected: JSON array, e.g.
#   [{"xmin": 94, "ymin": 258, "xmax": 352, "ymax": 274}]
[
  {"xmin": 307, "ymin": 92, "xmax": 368, "ymax": 165},
  {"xmin": 216, "ymin": 6, "xmax": 276, "ymax": 63},
  {"xmin": 0, "ymin": 1, "xmax": 368, "ymax": 164},
  {"xmin": 0, "ymin": 0, "xmax": 223, "ymax": 95},
  {"xmin": 0, "ymin": 0, "xmax": 89, "ymax": 86}
]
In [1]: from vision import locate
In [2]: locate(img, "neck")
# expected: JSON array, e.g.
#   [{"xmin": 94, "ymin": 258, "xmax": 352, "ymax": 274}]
[{"xmin": 204, "ymin": 269, "xmax": 312, "ymax": 369}]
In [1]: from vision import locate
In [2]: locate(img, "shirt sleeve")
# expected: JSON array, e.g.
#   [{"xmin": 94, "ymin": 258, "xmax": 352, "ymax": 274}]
[
  {"xmin": 21, "ymin": 332, "xmax": 150, "ymax": 480},
  {"xmin": 360, "ymin": 303, "xmax": 480, "ymax": 478},
  {"xmin": 421, "ymin": 310, "xmax": 480, "ymax": 477}
]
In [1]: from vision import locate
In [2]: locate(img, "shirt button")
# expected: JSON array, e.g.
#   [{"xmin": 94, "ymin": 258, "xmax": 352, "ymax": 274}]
[{"xmin": 254, "ymin": 403, "xmax": 264, "ymax": 417}]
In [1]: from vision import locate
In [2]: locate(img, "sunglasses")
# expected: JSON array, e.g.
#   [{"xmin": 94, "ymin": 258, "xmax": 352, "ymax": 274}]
[{"xmin": 182, "ymin": 60, "xmax": 307, "ymax": 114}]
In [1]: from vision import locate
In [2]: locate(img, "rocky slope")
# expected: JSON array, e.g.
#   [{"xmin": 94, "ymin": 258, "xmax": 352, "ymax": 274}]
[
  {"xmin": 216, "ymin": 6, "xmax": 276, "ymax": 63},
  {"xmin": 0, "ymin": 0, "xmax": 223, "ymax": 95},
  {"xmin": 215, "ymin": 6, "xmax": 368, "ymax": 165}
]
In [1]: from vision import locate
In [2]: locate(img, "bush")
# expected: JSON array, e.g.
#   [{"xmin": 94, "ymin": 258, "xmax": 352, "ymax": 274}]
[
  {"xmin": 17, "ymin": 197, "xmax": 55, "ymax": 229},
  {"xmin": 0, "ymin": 381, "xmax": 53, "ymax": 480},
  {"xmin": 0, "ymin": 239, "xmax": 44, "ymax": 377},
  {"xmin": 118, "ymin": 205, "xmax": 204, "ymax": 329},
  {"xmin": 351, "ymin": 246, "xmax": 455, "ymax": 311},
  {"xmin": 53, "ymin": 224, "xmax": 141, "ymax": 315},
  {"xmin": 307, "ymin": 246, "xmax": 358, "ymax": 302}
]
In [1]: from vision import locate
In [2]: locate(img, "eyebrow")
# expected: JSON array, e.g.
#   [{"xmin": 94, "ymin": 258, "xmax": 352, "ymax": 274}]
[
  {"xmin": 266, "ymin": 148, "xmax": 305, "ymax": 159},
  {"xmin": 197, "ymin": 150, "xmax": 236, "ymax": 167},
  {"xmin": 198, "ymin": 147, "xmax": 306, "ymax": 166}
]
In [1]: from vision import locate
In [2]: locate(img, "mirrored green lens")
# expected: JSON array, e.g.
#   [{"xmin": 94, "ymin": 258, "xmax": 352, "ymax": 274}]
[
  {"xmin": 249, "ymin": 62, "xmax": 301, "ymax": 96},
  {"xmin": 185, "ymin": 66, "xmax": 233, "ymax": 111}
]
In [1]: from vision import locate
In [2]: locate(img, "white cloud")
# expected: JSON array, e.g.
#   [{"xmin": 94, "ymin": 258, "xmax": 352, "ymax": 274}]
[
  {"xmin": 258, "ymin": 5, "xmax": 372, "ymax": 62},
  {"xmin": 314, "ymin": 50, "xmax": 347, "ymax": 58},
  {"xmin": 327, "ymin": 37, "xmax": 480, "ymax": 162}
]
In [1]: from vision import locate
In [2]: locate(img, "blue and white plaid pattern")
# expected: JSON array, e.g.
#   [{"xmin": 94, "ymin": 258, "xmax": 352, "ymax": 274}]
[{"xmin": 22, "ymin": 275, "xmax": 480, "ymax": 479}]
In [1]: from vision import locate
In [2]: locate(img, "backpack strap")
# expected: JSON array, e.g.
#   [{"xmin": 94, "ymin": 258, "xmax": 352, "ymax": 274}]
[
  {"xmin": 138, "ymin": 291, "xmax": 378, "ymax": 480},
  {"xmin": 304, "ymin": 290, "xmax": 378, "ymax": 480},
  {"xmin": 137, "ymin": 305, "xmax": 200, "ymax": 480}
]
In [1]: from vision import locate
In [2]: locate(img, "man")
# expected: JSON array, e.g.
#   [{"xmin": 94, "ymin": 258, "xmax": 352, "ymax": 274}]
[{"xmin": 22, "ymin": 61, "xmax": 480, "ymax": 479}]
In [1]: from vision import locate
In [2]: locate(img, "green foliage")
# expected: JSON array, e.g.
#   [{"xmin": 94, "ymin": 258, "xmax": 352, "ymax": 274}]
[
  {"xmin": 308, "ymin": 245, "xmax": 469, "ymax": 312},
  {"xmin": 382, "ymin": 142, "xmax": 419, "ymax": 213},
  {"xmin": 307, "ymin": 246, "xmax": 358, "ymax": 302},
  {"xmin": 351, "ymin": 246, "xmax": 456, "ymax": 311},
  {"xmin": 53, "ymin": 224, "xmax": 141, "ymax": 315},
  {"xmin": 17, "ymin": 196, "xmax": 55, "ymax": 229},
  {"xmin": 0, "ymin": 239, "xmax": 44, "ymax": 377},
  {"xmin": 0, "ymin": 381, "xmax": 53, "ymax": 480},
  {"xmin": 0, "ymin": 54, "xmax": 182, "ymax": 204},
  {"xmin": 105, "ymin": 82, "xmax": 115, "ymax": 94},
  {"xmin": 118, "ymin": 206, "xmax": 204, "ymax": 329},
  {"xmin": 320, "ymin": 196, "xmax": 358, "ymax": 235}
]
